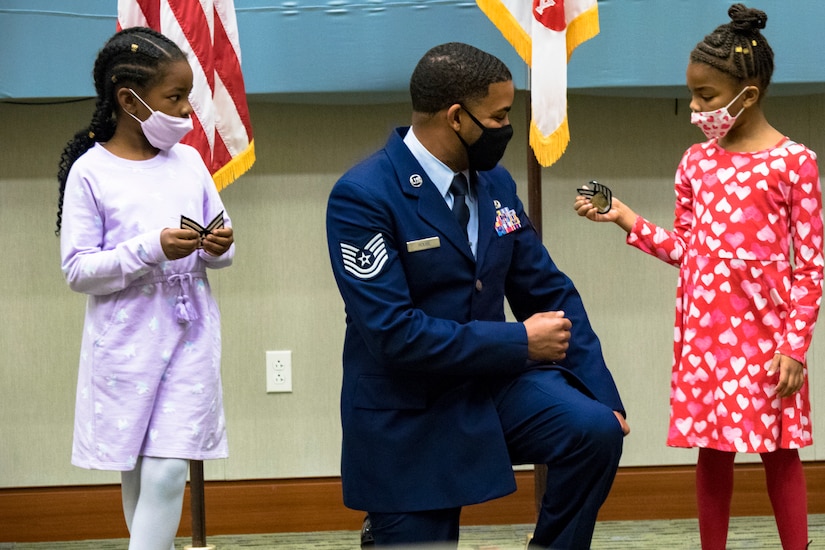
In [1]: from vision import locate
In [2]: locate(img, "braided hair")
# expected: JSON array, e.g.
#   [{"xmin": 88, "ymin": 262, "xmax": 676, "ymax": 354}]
[
  {"xmin": 690, "ymin": 4, "xmax": 774, "ymax": 92},
  {"xmin": 410, "ymin": 42, "xmax": 512, "ymax": 114},
  {"xmin": 55, "ymin": 27, "xmax": 187, "ymax": 234}
]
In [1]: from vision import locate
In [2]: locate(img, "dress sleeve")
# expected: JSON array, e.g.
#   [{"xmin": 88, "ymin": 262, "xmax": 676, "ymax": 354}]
[
  {"xmin": 60, "ymin": 165, "xmax": 166, "ymax": 296},
  {"xmin": 776, "ymin": 149, "xmax": 824, "ymax": 362},
  {"xmin": 626, "ymin": 149, "xmax": 693, "ymax": 267}
]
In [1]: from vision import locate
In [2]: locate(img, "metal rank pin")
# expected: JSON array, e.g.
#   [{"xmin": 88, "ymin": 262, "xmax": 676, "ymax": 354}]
[{"xmin": 577, "ymin": 180, "xmax": 613, "ymax": 214}]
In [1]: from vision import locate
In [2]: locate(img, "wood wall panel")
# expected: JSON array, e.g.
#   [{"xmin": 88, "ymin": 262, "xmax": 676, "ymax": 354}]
[{"xmin": 2, "ymin": 463, "xmax": 823, "ymax": 543}]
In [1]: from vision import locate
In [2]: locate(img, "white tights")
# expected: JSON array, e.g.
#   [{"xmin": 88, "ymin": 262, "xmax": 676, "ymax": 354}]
[{"xmin": 121, "ymin": 456, "xmax": 189, "ymax": 550}]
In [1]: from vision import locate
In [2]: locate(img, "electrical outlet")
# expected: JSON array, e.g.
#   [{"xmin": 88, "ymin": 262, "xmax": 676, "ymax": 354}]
[{"xmin": 266, "ymin": 350, "xmax": 292, "ymax": 393}]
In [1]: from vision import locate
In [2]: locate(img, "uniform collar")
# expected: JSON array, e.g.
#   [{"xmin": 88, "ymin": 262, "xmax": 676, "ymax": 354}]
[{"xmin": 403, "ymin": 127, "xmax": 471, "ymax": 199}]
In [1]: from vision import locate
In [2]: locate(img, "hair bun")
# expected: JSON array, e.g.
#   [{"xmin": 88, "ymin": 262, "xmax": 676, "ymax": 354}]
[{"xmin": 728, "ymin": 3, "xmax": 767, "ymax": 32}]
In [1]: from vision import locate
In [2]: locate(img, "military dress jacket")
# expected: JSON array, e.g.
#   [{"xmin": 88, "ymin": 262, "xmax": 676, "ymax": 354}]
[{"xmin": 326, "ymin": 127, "xmax": 623, "ymax": 513}]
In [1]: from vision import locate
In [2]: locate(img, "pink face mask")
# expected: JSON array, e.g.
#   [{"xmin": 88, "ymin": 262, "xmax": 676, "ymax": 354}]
[
  {"xmin": 127, "ymin": 89, "xmax": 193, "ymax": 150},
  {"xmin": 690, "ymin": 87, "xmax": 749, "ymax": 140}
]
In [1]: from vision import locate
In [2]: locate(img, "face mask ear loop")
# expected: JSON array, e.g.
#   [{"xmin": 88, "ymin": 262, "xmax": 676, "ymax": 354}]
[
  {"xmin": 459, "ymin": 105, "xmax": 487, "ymax": 130},
  {"xmin": 727, "ymin": 86, "xmax": 750, "ymax": 118},
  {"xmin": 128, "ymin": 88, "xmax": 154, "ymax": 112},
  {"xmin": 126, "ymin": 88, "xmax": 155, "ymax": 123}
]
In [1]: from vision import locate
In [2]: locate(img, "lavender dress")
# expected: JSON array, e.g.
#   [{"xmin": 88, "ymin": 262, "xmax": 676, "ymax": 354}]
[{"xmin": 60, "ymin": 143, "xmax": 234, "ymax": 471}]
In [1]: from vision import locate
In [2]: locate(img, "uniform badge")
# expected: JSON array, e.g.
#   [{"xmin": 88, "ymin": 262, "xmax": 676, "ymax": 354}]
[
  {"xmin": 577, "ymin": 180, "xmax": 613, "ymax": 214},
  {"xmin": 406, "ymin": 236, "xmax": 440, "ymax": 252},
  {"xmin": 410, "ymin": 174, "xmax": 423, "ymax": 187},
  {"xmin": 180, "ymin": 210, "xmax": 224, "ymax": 236},
  {"xmin": 495, "ymin": 206, "xmax": 522, "ymax": 236},
  {"xmin": 340, "ymin": 233, "xmax": 388, "ymax": 280}
]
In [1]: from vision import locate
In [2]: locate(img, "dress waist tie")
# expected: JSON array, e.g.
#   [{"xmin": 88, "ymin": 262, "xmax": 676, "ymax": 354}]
[{"xmin": 168, "ymin": 273, "xmax": 199, "ymax": 324}]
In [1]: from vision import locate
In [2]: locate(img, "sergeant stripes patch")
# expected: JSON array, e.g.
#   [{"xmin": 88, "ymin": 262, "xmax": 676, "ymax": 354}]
[{"xmin": 340, "ymin": 233, "xmax": 388, "ymax": 280}]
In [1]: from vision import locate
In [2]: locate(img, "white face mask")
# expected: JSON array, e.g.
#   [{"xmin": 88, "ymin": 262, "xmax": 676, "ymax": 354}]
[
  {"xmin": 127, "ymin": 89, "xmax": 193, "ymax": 150},
  {"xmin": 690, "ymin": 87, "xmax": 749, "ymax": 140}
]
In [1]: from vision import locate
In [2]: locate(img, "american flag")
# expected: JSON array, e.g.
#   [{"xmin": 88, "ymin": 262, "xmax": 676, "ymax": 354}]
[
  {"xmin": 475, "ymin": 0, "xmax": 598, "ymax": 167},
  {"xmin": 118, "ymin": 0, "xmax": 255, "ymax": 190}
]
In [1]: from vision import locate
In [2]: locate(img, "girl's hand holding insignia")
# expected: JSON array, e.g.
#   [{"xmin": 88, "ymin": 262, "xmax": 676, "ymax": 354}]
[
  {"xmin": 574, "ymin": 181, "xmax": 638, "ymax": 233},
  {"xmin": 575, "ymin": 181, "xmax": 620, "ymax": 223},
  {"xmin": 161, "ymin": 227, "xmax": 200, "ymax": 260},
  {"xmin": 577, "ymin": 181, "xmax": 613, "ymax": 214},
  {"xmin": 201, "ymin": 227, "xmax": 234, "ymax": 256}
]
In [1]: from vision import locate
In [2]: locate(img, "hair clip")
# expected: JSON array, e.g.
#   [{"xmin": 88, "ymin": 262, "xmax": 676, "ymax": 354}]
[
  {"xmin": 131, "ymin": 44, "xmax": 138, "ymax": 52},
  {"xmin": 752, "ymin": 40, "xmax": 757, "ymax": 46},
  {"xmin": 111, "ymin": 75, "xmax": 118, "ymax": 83},
  {"xmin": 88, "ymin": 131, "xmax": 95, "ymax": 139}
]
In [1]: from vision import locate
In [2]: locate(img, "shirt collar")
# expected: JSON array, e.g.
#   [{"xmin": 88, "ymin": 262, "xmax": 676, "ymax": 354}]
[{"xmin": 403, "ymin": 127, "xmax": 470, "ymax": 198}]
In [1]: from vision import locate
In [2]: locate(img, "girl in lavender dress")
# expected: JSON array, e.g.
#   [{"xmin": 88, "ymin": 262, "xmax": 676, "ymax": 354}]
[{"xmin": 56, "ymin": 27, "xmax": 235, "ymax": 550}]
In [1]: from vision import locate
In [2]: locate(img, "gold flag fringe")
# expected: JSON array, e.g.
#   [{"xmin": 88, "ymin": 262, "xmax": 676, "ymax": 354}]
[
  {"xmin": 212, "ymin": 140, "xmax": 256, "ymax": 192},
  {"xmin": 474, "ymin": 0, "xmax": 599, "ymax": 167},
  {"xmin": 475, "ymin": 0, "xmax": 532, "ymax": 65},
  {"xmin": 535, "ymin": 4, "xmax": 598, "ymax": 166},
  {"xmin": 566, "ymin": 4, "xmax": 599, "ymax": 61},
  {"xmin": 530, "ymin": 116, "xmax": 570, "ymax": 168}
]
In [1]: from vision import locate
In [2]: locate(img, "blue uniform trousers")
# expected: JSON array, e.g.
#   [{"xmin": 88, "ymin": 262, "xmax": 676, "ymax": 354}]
[{"xmin": 367, "ymin": 368, "xmax": 624, "ymax": 549}]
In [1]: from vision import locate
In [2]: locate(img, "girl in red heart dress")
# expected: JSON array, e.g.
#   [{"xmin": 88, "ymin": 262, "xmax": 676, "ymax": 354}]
[{"xmin": 575, "ymin": 4, "xmax": 822, "ymax": 549}]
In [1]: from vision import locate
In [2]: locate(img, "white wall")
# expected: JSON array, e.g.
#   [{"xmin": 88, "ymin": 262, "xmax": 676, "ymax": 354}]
[{"xmin": 1, "ymin": 92, "xmax": 823, "ymax": 488}]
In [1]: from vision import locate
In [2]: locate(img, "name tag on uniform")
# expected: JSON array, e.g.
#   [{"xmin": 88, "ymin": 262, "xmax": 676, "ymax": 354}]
[{"xmin": 406, "ymin": 236, "xmax": 441, "ymax": 252}]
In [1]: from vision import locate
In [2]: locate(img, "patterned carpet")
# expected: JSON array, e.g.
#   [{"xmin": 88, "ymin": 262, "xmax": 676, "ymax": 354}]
[{"xmin": 3, "ymin": 515, "xmax": 822, "ymax": 549}]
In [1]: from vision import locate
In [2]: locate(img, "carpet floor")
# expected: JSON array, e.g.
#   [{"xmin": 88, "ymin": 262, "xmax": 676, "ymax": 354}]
[{"xmin": 2, "ymin": 515, "xmax": 823, "ymax": 549}]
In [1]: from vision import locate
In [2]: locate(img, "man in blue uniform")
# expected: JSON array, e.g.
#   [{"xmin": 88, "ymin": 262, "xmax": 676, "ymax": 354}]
[{"xmin": 326, "ymin": 42, "xmax": 629, "ymax": 549}]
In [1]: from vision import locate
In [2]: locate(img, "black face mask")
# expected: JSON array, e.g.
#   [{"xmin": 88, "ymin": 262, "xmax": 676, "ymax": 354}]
[{"xmin": 456, "ymin": 106, "xmax": 514, "ymax": 171}]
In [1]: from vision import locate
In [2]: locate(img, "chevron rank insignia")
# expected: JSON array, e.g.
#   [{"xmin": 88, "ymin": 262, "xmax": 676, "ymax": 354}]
[
  {"xmin": 576, "ymin": 181, "xmax": 612, "ymax": 214},
  {"xmin": 180, "ymin": 210, "xmax": 224, "ymax": 237},
  {"xmin": 340, "ymin": 233, "xmax": 388, "ymax": 280}
]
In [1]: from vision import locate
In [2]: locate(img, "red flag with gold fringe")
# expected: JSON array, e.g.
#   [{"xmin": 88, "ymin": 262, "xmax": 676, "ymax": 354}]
[{"xmin": 475, "ymin": 0, "xmax": 598, "ymax": 167}]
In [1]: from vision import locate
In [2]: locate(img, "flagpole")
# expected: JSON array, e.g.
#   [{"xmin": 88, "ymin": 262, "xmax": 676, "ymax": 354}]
[
  {"xmin": 526, "ymin": 85, "xmax": 548, "ymax": 517},
  {"xmin": 525, "ymin": 91, "xmax": 543, "ymax": 236},
  {"xmin": 185, "ymin": 460, "xmax": 215, "ymax": 550}
]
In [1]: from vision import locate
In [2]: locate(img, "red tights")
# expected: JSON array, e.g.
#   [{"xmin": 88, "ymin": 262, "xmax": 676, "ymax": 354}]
[{"xmin": 696, "ymin": 447, "xmax": 808, "ymax": 550}]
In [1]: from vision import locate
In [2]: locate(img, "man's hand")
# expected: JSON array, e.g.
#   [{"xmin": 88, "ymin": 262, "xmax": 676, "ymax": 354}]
[
  {"xmin": 524, "ymin": 311, "xmax": 571, "ymax": 362},
  {"xmin": 161, "ymin": 228, "xmax": 200, "ymax": 260},
  {"xmin": 614, "ymin": 411, "xmax": 630, "ymax": 436}
]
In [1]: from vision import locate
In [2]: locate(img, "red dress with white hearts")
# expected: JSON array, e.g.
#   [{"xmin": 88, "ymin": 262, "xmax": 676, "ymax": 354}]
[{"xmin": 628, "ymin": 138, "xmax": 823, "ymax": 452}]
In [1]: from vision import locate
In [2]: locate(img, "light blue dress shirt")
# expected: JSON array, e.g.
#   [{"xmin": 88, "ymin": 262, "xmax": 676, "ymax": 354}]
[{"xmin": 403, "ymin": 128, "xmax": 478, "ymax": 257}]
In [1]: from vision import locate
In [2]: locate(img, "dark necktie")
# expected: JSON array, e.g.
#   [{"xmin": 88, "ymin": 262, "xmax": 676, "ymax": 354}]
[{"xmin": 449, "ymin": 172, "xmax": 470, "ymax": 238}]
